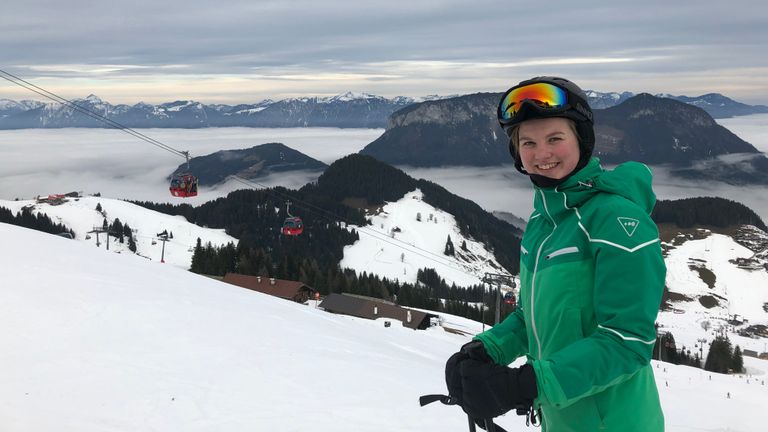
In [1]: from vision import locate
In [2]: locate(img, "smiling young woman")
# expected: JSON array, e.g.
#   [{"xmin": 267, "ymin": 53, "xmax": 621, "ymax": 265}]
[{"xmin": 443, "ymin": 76, "xmax": 666, "ymax": 432}]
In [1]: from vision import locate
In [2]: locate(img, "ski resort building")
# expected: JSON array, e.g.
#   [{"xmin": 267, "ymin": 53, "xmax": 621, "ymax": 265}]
[
  {"xmin": 318, "ymin": 293, "xmax": 438, "ymax": 330},
  {"xmin": 222, "ymin": 273, "xmax": 316, "ymax": 303}
]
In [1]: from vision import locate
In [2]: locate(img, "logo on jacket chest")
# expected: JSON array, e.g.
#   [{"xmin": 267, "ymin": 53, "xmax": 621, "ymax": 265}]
[{"xmin": 617, "ymin": 217, "xmax": 640, "ymax": 236}]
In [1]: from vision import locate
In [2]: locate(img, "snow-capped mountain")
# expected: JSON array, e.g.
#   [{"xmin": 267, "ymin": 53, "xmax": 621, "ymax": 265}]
[
  {"xmin": 0, "ymin": 195, "xmax": 236, "ymax": 269},
  {"xmin": 662, "ymin": 93, "xmax": 768, "ymax": 118},
  {"xmin": 2, "ymin": 219, "xmax": 768, "ymax": 432},
  {"xmin": 0, "ymin": 92, "xmax": 430, "ymax": 129},
  {"xmin": 585, "ymin": 90, "xmax": 768, "ymax": 118},
  {"xmin": 0, "ymin": 99, "xmax": 45, "ymax": 118},
  {"xmin": 585, "ymin": 90, "xmax": 636, "ymax": 109}
]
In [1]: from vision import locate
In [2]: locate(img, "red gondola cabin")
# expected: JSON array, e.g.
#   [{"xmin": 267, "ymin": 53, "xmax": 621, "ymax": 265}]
[
  {"xmin": 169, "ymin": 173, "xmax": 198, "ymax": 198},
  {"xmin": 503, "ymin": 291, "xmax": 516, "ymax": 306},
  {"xmin": 281, "ymin": 217, "xmax": 304, "ymax": 236}
]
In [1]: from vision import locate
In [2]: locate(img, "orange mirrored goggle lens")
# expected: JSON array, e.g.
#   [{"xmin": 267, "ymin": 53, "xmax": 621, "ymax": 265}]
[{"xmin": 498, "ymin": 83, "xmax": 568, "ymax": 121}]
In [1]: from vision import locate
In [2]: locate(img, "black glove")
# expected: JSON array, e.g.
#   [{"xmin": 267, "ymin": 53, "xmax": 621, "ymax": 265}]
[
  {"xmin": 459, "ymin": 360, "xmax": 538, "ymax": 419},
  {"xmin": 445, "ymin": 340, "xmax": 492, "ymax": 404}
]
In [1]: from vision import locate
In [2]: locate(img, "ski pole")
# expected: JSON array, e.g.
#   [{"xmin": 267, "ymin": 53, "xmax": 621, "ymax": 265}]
[{"xmin": 419, "ymin": 394, "xmax": 507, "ymax": 432}]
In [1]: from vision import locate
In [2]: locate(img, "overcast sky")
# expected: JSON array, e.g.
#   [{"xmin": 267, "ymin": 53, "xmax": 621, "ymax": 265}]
[{"xmin": 1, "ymin": 1, "xmax": 767, "ymax": 105}]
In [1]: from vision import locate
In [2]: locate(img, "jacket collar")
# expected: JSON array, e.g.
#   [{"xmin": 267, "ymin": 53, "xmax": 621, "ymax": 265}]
[
  {"xmin": 532, "ymin": 158, "xmax": 656, "ymax": 224},
  {"xmin": 532, "ymin": 158, "xmax": 602, "ymax": 224}
]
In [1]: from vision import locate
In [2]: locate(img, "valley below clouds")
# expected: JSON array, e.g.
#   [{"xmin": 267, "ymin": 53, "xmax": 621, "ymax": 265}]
[{"xmin": 1, "ymin": 116, "xmax": 766, "ymax": 222}]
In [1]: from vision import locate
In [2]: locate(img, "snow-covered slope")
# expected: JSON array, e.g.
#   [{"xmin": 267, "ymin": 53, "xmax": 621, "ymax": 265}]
[
  {"xmin": 341, "ymin": 190, "xmax": 511, "ymax": 287},
  {"xmin": 0, "ymin": 222, "xmax": 475, "ymax": 431},
  {"xmin": 658, "ymin": 228, "xmax": 768, "ymax": 356},
  {"xmin": 2, "ymin": 222, "xmax": 768, "ymax": 431},
  {"xmin": 0, "ymin": 196, "xmax": 236, "ymax": 269}
]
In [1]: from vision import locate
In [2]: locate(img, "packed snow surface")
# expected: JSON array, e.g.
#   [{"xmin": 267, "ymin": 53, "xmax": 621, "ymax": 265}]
[{"xmin": 2, "ymin": 221, "xmax": 768, "ymax": 431}]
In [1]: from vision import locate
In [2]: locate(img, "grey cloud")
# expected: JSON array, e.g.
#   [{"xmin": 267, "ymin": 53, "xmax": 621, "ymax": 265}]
[
  {"xmin": 2, "ymin": 0, "xmax": 768, "ymax": 103},
  {"xmin": 0, "ymin": 127, "xmax": 382, "ymax": 202}
]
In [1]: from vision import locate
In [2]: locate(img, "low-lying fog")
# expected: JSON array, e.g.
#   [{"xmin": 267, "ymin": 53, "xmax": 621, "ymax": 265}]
[{"xmin": 1, "ymin": 115, "xmax": 766, "ymax": 222}]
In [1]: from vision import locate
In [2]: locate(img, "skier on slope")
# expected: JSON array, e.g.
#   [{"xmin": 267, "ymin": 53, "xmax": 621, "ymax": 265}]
[{"xmin": 444, "ymin": 76, "xmax": 666, "ymax": 431}]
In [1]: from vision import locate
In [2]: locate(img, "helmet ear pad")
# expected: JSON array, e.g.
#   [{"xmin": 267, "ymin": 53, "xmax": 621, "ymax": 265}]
[
  {"xmin": 574, "ymin": 120, "xmax": 595, "ymax": 159},
  {"xmin": 508, "ymin": 134, "xmax": 528, "ymax": 174}
]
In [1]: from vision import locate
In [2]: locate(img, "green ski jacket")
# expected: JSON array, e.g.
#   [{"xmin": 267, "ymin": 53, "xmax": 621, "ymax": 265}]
[{"xmin": 475, "ymin": 158, "xmax": 666, "ymax": 431}]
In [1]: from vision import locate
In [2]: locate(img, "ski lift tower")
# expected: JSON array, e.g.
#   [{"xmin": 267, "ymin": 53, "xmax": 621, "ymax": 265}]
[
  {"xmin": 87, "ymin": 226, "xmax": 108, "ymax": 248},
  {"xmin": 155, "ymin": 230, "xmax": 170, "ymax": 263},
  {"xmin": 482, "ymin": 272, "xmax": 516, "ymax": 330}
]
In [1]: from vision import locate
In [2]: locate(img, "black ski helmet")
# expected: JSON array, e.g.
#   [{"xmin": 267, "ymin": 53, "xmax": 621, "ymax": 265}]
[{"xmin": 497, "ymin": 76, "xmax": 595, "ymax": 174}]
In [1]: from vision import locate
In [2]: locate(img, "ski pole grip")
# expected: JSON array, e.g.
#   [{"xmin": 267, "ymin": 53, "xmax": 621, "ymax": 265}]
[{"xmin": 419, "ymin": 394, "xmax": 456, "ymax": 406}]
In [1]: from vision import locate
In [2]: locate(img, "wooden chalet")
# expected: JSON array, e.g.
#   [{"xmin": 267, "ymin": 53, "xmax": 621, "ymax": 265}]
[
  {"xmin": 222, "ymin": 273, "xmax": 315, "ymax": 303},
  {"xmin": 36, "ymin": 194, "xmax": 67, "ymax": 205},
  {"xmin": 319, "ymin": 293, "xmax": 438, "ymax": 330}
]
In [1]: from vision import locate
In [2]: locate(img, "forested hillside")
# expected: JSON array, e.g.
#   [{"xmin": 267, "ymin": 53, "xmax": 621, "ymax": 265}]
[
  {"xmin": 0, "ymin": 205, "xmax": 75, "ymax": 238},
  {"xmin": 313, "ymin": 154, "xmax": 522, "ymax": 272},
  {"xmin": 652, "ymin": 197, "xmax": 766, "ymax": 231}
]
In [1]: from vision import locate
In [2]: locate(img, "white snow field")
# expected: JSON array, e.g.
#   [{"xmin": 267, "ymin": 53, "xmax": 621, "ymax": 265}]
[
  {"xmin": 2, "ymin": 222, "xmax": 768, "ymax": 431},
  {"xmin": 0, "ymin": 196, "xmax": 236, "ymax": 269}
]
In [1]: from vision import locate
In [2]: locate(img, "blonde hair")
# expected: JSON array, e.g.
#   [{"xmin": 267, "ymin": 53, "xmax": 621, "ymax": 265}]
[{"xmin": 510, "ymin": 118, "xmax": 580, "ymax": 153}]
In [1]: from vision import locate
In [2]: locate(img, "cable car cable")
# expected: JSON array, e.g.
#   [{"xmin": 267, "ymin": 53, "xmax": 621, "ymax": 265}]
[{"xmin": 0, "ymin": 69, "xmax": 188, "ymax": 160}]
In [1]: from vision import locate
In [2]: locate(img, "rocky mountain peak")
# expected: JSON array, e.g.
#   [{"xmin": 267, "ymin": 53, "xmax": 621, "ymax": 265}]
[
  {"xmin": 387, "ymin": 93, "xmax": 499, "ymax": 128},
  {"xmin": 613, "ymin": 93, "xmax": 717, "ymax": 127},
  {"xmin": 84, "ymin": 94, "xmax": 104, "ymax": 103}
]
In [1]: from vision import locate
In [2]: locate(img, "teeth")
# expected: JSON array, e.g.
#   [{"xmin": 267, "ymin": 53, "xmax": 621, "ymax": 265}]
[{"xmin": 538, "ymin": 162, "xmax": 558, "ymax": 170}]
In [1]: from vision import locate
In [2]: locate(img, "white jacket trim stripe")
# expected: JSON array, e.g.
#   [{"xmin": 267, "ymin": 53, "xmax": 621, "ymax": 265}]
[
  {"xmin": 598, "ymin": 324, "xmax": 656, "ymax": 345},
  {"xmin": 578, "ymin": 222, "xmax": 659, "ymax": 253},
  {"xmin": 546, "ymin": 246, "xmax": 579, "ymax": 259}
]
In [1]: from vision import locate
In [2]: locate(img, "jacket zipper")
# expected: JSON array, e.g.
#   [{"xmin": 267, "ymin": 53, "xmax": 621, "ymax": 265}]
[
  {"xmin": 531, "ymin": 189, "xmax": 556, "ymax": 359},
  {"xmin": 545, "ymin": 246, "xmax": 579, "ymax": 259}
]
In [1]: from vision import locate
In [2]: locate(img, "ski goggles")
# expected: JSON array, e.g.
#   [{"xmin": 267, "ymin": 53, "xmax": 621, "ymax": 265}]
[{"xmin": 497, "ymin": 82, "xmax": 569, "ymax": 122}]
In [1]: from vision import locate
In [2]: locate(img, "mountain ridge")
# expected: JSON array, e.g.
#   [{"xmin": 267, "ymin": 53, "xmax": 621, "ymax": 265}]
[{"xmin": 1, "ymin": 90, "xmax": 765, "ymax": 128}]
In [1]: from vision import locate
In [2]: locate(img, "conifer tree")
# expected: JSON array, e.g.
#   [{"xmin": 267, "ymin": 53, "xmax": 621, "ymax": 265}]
[
  {"xmin": 444, "ymin": 235, "xmax": 455, "ymax": 256},
  {"xmin": 190, "ymin": 238, "xmax": 204, "ymax": 273},
  {"xmin": 732, "ymin": 345, "xmax": 744, "ymax": 374},
  {"xmin": 110, "ymin": 218, "xmax": 125, "ymax": 243},
  {"xmin": 704, "ymin": 336, "xmax": 733, "ymax": 373},
  {"xmin": 123, "ymin": 223, "xmax": 133, "ymax": 241}
]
